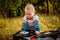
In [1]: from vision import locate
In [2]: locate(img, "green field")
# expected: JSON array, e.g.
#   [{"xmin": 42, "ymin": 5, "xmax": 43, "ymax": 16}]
[{"xmin": 0, "ymin": 14, "xmax": 60, "ymax": 40}]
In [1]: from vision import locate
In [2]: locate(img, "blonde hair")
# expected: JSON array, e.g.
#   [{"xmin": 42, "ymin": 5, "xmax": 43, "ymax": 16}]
[{"xmin": 25, "ymin": 3, "xmax": 35, "ymax": 14}]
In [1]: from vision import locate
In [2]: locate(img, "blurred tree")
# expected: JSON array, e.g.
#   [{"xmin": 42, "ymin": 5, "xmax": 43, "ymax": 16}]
[
  {"xmin": 50, "ymin": 0, "xmax": 60, "ymax": 14},
  {"xmin": 0, "ymin": 0, "xmax": 60, "ymax": 17}
]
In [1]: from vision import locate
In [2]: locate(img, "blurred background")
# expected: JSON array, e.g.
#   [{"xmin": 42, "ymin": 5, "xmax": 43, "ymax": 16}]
[{"xmin": 0, "ymin": 0, "xmax": 60, "ymax": 40}]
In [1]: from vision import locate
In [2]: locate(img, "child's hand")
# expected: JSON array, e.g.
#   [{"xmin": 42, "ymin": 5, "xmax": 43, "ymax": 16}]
[
  {"xmin": 28, "ymin": 22, "xmax": 34, "ymax": 26},
  {"xmin": 23, "ymin": 20, "xmax": 27, "ymax": 24},
  {"xmin": 35, "ymin": 31, "xmax": 40, "ymax": 36},
  {"xmin": 20, "ymin": 31, "xmax": 29, "ymax": 34}
]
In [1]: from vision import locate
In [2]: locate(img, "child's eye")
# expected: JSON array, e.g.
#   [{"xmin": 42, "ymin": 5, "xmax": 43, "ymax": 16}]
[
  {"xmin": 26, "ymin": 14, "xmax": 31, "ymax": 15},
  {"xmin": 29, "ymin": 14, "xmax": 31, "ymax": 15}
]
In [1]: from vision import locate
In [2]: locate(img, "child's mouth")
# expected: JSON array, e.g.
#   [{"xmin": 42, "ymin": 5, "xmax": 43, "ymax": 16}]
[{"xmin": 27, "ymin": 17, "xmax": 33, "ymax": 20}]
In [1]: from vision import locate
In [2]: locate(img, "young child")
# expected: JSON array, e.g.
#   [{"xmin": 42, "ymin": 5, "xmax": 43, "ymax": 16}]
[{"xmin": 20, "ymin": 3, "xmax": 40, "ymax": 36}]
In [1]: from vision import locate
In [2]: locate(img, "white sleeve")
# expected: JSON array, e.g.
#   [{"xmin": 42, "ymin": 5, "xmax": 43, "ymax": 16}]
[
  {"xmin": 23, "ymin": 16, "xmax": 26, "ymax": 20},
  {"xmin": 34, "ymin": 15, "xmax": 39, "ymax": 20}
]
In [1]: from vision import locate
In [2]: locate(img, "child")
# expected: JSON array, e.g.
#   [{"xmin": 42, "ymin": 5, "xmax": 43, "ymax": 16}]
[{"xmin": 20, "ymin": 3, "xmax": 40, "ymax": 36}]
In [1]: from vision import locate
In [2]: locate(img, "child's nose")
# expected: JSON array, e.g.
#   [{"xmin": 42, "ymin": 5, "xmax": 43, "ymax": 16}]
[{"xmin": 27, "ymin": 15, "xmax": 30, "ymax": 17}]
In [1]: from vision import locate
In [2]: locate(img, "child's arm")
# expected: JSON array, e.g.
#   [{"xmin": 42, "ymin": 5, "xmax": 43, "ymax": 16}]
[
  {"xmin": 34, "ymin": 20, "xmax": 40, "ymax": 36},
  {"xmin": 23, "ymin": 15, "xmax": 27, "ymax": 23},
  {"xmin": 34, "ymin": 22, "xmax": 40, "ymax": 31},
  {"xmin": 34, "ymin": 15, "xmax": 40, "ymax": 31},
  {"xmin": 34, "ymin": 16, "xmax": 40, "ymax": 35}
]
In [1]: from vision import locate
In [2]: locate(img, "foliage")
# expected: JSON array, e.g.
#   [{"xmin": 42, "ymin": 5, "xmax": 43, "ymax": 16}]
[
  {"xmin": 0, "ymin": 0, "xmax": 60, "ymax": 17},
  {"xmin": 50, "ymin": 0, "xmax": 60, "ymax": 13}
]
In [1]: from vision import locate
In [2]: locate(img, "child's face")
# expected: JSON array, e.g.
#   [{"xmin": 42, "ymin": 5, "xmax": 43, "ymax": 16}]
[{"xmin": 25, "ymin": 11, "xmax": 34, "ymax": 19}]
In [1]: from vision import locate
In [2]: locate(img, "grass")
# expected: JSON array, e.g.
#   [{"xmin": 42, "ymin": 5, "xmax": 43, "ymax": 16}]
[{"xmin": 0, "ymin": 14, "xmax": 60, "ymax": 40}]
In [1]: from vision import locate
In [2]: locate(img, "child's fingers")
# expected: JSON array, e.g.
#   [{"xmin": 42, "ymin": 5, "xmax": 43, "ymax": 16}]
[
  {"xmin": 35, "ymin": 31, "xmax": 40, "ymax": 35},
  {"xmin": 20, "ymin": 31, "xmax": 29, "ymax": 34}
]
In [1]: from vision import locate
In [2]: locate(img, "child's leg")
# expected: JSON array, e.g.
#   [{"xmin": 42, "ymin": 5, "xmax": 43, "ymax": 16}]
[
  {"xmin": 20, "ymin": 22, "xmax": 30, "ymax": 35},
  {"xmin": 21, "ymin": 23, "xmax": 28, "ymax": 31},
  {"xmin": 21, "ymin": 23, "xmax": 31, "ymax": 30}
]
